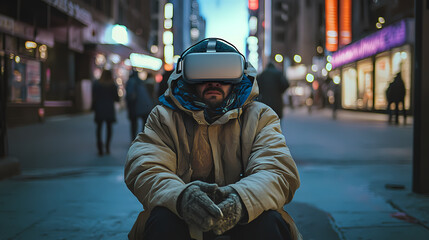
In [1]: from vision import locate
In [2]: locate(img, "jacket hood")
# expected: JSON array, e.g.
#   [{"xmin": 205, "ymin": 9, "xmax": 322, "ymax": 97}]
[{"xmin": 159, "ymin": 63, "xmax": 259, "ymax": 120}]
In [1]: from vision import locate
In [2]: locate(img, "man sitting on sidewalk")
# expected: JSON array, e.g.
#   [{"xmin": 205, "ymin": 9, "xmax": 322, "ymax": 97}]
[{"xmin": 125, "ymin": 38, "xmax": 301, "ymax": 240}]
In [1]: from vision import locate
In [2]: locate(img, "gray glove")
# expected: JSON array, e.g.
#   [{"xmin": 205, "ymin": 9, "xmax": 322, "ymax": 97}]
[
  {"xmin": 178, "ymin": 181, "xmax": 224, "ymax": 232},
  {"xmin": 212, "ymin": 186, "xmax": 245, "ymax": 235}
]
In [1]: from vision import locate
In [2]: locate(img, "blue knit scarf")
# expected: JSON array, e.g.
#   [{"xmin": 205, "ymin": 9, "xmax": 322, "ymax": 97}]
[{"xmin": 159, "ymin": 75, "xmax": 253, "ymax": 122}]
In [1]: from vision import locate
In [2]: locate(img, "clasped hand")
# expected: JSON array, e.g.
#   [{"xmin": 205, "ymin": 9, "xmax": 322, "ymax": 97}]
[{"xmin": 179, "ymin": 181, "xmax": 244, "ymax": 235}]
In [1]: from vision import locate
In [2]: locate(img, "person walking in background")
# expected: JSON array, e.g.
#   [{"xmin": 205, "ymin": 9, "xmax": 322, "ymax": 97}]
[
  {"xmin": 144, "ymin": 72, "xmax": 156, "ymax": 100},
  {"xmin": 328, "ymin": 77, "xmax": 341, "ymax": 120},
  {"xmin": 125, "ymin": 70, "xmax": 155, "ymax": 141},
  {"xmin": 91, "ymin": 69, "xmax": 119, "ymax": 156},
  {"xmin": 256, "ymin": 62, "xmax": 289, "ymax": 120},
  {"xmin": 386, "ymin": 71, "xmax": 406, "ymax": 124},
  {"xmin": 157, "ymin": 69, "xmax": 173, "ymax": 98}
]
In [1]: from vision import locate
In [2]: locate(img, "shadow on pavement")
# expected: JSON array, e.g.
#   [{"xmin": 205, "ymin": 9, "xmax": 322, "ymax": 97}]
[{"xmin": 286, "ymin": 202, "xmax": 342, "ymax": 240}]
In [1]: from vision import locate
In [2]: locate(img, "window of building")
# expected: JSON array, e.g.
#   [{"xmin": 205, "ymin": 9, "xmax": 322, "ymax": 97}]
[
  {"xmin": 8, "ymin": 58, "xmax": 41, "ymax": 103},
  {"xmin": 342, "ymin": 65, "xmax": 357, "ymax": 109},
  {"xmin": 374, "ymin": 52, "xmax": 390, "ymax": 110},
  {"xmin": 357, "ymin": 58, "xmax": 373, "ymax": 110}
]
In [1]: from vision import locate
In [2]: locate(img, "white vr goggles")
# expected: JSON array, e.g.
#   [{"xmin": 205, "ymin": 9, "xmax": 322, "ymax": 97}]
[{"xmin": 176, "ymin": 38, "xmax": 247, "ymax": 84}]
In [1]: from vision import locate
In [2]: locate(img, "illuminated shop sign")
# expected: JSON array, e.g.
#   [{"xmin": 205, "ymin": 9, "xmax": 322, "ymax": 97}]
[
  {"xmin": 130, "ymin": 53, "xmax": 163, "ymax": 71},
  {"xmin": 111, "ymin": 25, "xmax": 129, "ymax": 45},
  {"xmin": 325, "ymin": 0, "xmax": 338, "ymax": 52},
  {"xmin": 104, "ymin": 24, "xmax": 129, "ymax": 45},
  {"xmin": 286, "ymin": 64, "xmax": 307, "ymax": 81},
  {"xmin": 164, "ymin": 3, "xmax": 174, "ymax": 71},
  {"xmin": 247, "ymin": 36, "xmax": 259, "ymax": 71},
  {"xmin": 339, "ymin": 0, "xmax": 352, "ymax": 47},
  {"xmin": 331, "ymin": 20, "xmax": 407, "ymax": 69},
  {"xmin": 249, "ymin": 16, "xmax": 257, "ymax": 35},
  {"xmin": 248, "ymin": 0, "xmax": 259, "ymax": 10}
]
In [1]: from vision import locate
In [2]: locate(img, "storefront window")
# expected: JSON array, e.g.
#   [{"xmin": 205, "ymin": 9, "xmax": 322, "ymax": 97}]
[
  {"xmin": 357, "ymin": 59, "xmax": 373, "ymax": 110},
  {"xmin": 342, "ymin": 66, "xmax": 357, "ymax": 109},
  {"xmin": 8, "ymin": 57, "xmax": 41, "ymax": 103},
  {"xmin": 374, "ymin": 53, "xmax": 391, "ymax": 110}
]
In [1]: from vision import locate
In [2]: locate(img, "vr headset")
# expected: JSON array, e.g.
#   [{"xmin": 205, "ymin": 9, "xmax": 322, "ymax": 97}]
[{"xmin": 176, "ymin": 38, "xmax": 247, "ymax": 84}]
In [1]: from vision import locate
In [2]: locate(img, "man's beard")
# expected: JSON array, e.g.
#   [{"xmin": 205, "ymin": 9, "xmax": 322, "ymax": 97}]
[
  {"xmin": 203, "ymin": 87, "xmax": 225, "ymax": 108},
  {"xmin": 205, "ymin": 97, "xmax": 223, "ymax": 108}
]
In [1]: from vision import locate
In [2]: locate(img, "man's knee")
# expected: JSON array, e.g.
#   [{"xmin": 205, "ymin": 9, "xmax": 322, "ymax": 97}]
[
  {"xmin": 253, "ymin": 210, "xmax": 289, "ymax": 228},
  {"xmin": 233, "ymin": 210, "xmax": 292, "ymax": 240},
  {"xmin": 143, "ymin": 207, "xmax": 190, "ymax": 240}
]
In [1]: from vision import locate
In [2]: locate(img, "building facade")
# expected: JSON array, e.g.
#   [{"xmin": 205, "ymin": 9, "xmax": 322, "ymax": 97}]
[
  {"xmin": 331, "ymin": 0, "xmax": 415, "ymax": 113},
  {"xmin": 169, "ymin": 0, "xmax": 205, "ymax": 63},
  {"xmin": 247, "ymin": 0, "xmax": 326, "ymax": 107},
  {"xmin": 0, "ymin": 0, "xmax": 155, "ymax": 127},
  {"xmin": 247, "ymin": 0, "xmax": 415, "ymax": 112}
]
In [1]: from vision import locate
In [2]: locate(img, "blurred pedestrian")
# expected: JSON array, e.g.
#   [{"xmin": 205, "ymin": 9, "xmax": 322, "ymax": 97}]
[
  {"xmin": 386, "ymin": 72, "xmax": 406, "ymax": 124},
  {"xmin": 287, "ymin": 87, "xmax": 295, "ymax": 110},
  {"xmin": 91, "ymin": 69, "xmax": 119, "ymax": 156},
  {"xmin": 125, "ymin": 70, "xmax": 155, "ymax": 141},
  {"xmin": 328, "ymin": 77, "xmax": 341, "ymax": 120},
  {"xmin": 256, "ymin": 62, "xmax": 289, "ymax": 119},
  {"xmin": 145, "ymin": 72, "xmax": 156, "ymax": 100},
  {"xmin": 157, "ymin": 69, "xmax": 173, "ymax": 98}
]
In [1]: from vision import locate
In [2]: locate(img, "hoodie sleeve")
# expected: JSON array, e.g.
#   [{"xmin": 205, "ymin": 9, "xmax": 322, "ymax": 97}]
[{"xmin": 124, "ymin": 106, "xmax": 188, "ymax": 216}]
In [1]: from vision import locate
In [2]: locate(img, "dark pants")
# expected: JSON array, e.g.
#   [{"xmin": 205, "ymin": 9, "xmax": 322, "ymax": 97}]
[
  {"xmin": 96, "ymin": 121, "xmax": 112, "ymax": 155},
  {"xmin": 142, "ymin": 207, "xmax": 292, "ymax": 240},
  {"xmin": 387, "ymin": 100, "xmax": 406, "ymax": 124},
  {"xmin": 130, "ymin": 114, "xmax": 149, "ymax": 141}
]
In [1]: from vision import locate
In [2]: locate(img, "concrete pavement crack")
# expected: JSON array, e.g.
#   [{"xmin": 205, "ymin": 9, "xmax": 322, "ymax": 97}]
[
  {"xmin": 387, "ymin": 200, "xmax": 429, "ymax": 230},
  {"xmin": 327, "ymin": 213, "xmax": 347, "ymax": 240},
  {"xmin": 7, "ymin": 209, "xmax": 57, "ymax": 240}
]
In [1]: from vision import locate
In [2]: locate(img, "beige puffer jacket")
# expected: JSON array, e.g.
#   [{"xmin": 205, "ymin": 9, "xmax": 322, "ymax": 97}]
[{"xmin": 124, "ymin": 65, "xmax": 302, "ymax": 240}]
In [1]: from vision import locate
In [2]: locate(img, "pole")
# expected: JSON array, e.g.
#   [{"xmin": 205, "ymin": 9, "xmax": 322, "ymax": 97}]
[
  {"xmin": 412, "ymin": 0, "xmax": 429, "ymax": 194},
  {"xmin": 0, "ymin": 53, "xmax": 7, "ymax": 158}
]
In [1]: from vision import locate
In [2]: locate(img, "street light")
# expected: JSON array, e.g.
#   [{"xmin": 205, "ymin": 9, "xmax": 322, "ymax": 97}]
[
  {"xmin": 294, "ymin": 54, "xmax": 302, "ymax": 63},
  {"xmin": 376, "ymin": 16, "xmax": 385, "ymax": 29},
  {"xmin": 326, "ymin": 62, "xmax": 333, "ymax": 71},
  {"xmin": 306, "ymin": 73, "xmax": 314, "ymax": 82},
  {"xmin": 275, "ymin": 54, "xmax": 283, "ymax": 63}
]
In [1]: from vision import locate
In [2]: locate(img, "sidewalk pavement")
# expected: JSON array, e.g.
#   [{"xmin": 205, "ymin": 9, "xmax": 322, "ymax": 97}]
[
  {"xmin": 0, "ymin": 166, "xmax": 138, "ymax": 240},
  {"xmin": 284, "ymin": 108, "xmax": 428, "ymax": 240},
  {"xmin": 0, "ymin": 107, "xmax": 428, "ymax": 240}
]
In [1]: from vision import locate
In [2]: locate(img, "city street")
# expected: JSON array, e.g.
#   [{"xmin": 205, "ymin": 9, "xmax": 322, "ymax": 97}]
[
  {"xmin": 1, "ymin": 1, "xmax": 427, "ymax": 240},
  {"xmin": 1, "ymin": 106, "xmax": 428, "ymax": 240}
]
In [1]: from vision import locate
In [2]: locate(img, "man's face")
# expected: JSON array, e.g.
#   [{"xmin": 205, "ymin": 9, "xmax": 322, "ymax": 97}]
[{"xmin": 195, "ymin": 82, "xmax": 232, "ymax": 108}]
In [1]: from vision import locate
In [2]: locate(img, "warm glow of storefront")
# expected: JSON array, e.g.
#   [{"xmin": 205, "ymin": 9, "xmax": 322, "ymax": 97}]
[
  {"xmin": 341, "ymin": 66, "xmax": 357, "ymax": 109},
  {"xmin": 331, "ymin": 19, "xmax": 414, "ymax": 112},
  {"xmin": 356, "ymin": 59, "xmax": 373, "ymax": 109}
]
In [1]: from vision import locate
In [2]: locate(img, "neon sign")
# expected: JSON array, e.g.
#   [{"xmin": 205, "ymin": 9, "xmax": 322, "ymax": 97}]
[
  {"xmin": 325, "ymin": 0, "xmax": 338, "ymax": 52},
  {"xmin": 331, "ymin": 20, "xmax": 407, "ymax": 69}
]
